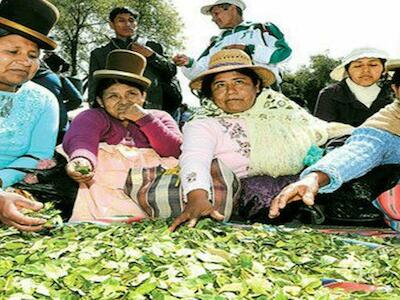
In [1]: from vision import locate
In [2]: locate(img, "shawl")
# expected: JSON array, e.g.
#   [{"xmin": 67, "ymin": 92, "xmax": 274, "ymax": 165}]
[
  {"xmin": 362, "ymin": 99, "xmax": 400, "ymax": 136},
  {"xmin": 193, "ymin": 89, "xmax": 353, "ymax": 177}
]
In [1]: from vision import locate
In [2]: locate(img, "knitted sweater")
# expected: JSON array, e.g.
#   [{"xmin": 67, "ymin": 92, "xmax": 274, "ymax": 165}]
[
  {"xmin": 63, "ymin": 108, "xmax": 182, "ymax": 167},
  {"xmin": 0, "ymin": 81, "xmax": 59, "ymax": 188}
]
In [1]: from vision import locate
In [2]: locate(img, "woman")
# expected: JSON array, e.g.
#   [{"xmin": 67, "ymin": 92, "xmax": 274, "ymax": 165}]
[
  {"xmin": 314, "ymin": 48, "xmax": 393, "ymax": 126},
  {"xmin": 0, "ymin": 0, "xmax": 60, "ymax": 231},
  {"xmin": 170, "ymin": 49, "xmax": 353, "ymax": 231},
  {"xmin": 63, "ymin": 49, "xmax": 182, "ymax": 221},
  {"xmin": 270, "ymin": 60, "xmax": 400, "ymax": 231}
]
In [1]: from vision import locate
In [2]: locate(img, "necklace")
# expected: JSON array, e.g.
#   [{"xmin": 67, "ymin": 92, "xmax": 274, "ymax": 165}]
[{"xmin": 0, "ymin": 94, "xmax": 14, "ymax": 118}]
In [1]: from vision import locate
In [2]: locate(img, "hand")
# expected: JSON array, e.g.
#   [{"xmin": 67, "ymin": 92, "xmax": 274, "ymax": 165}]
[
  {"xmin": 223, "ymin": 44, "xmax": 246, "ymax": 51},
  {"xmin": 169, "ymin": 189, "xmax": 224, "ymax": 232},
  {"xmin": 0, "ymin": 191, "xmax": 45, "ymax": 231},
  {"xmin": 66, "ymin": 157, "xmax": 94, "ymax": 183},
  {"xmin": 173, "ymin": 54, "xmax": 190, "ymax": 67},
  {"xmin": 119, "ymin": 103, "xmax": 147, "ymax": 122},
  {"xmin": 268, "ymin": 172, "xmax": 329, "ymax": 219},
  {"xmin": 131, "ymin": 43, "xmax": 154, "ymax": 58}
]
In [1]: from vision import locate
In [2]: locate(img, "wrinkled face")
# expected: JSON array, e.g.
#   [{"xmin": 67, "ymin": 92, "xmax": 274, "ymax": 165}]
[
  {"xmin": 347, "ymin": 57, "xmax": 384, "ymax": 87},
  {"xmin": 210, "ymin": 4, "xmax": 241, "ymax": 29},
  {"xmin": 0, "ymin": 34, "xmax": 40, "ymax": 92},
  {"xmin": 97, "ymin": 82, "xmax": 145, "ymax": 120},
  {"xmin": 110, "ymin": 13, "xmax": 137, "ymax": 39},
  {"xmin": 211, "ymin": 70, "xmax": 260, "ymax": 113}
]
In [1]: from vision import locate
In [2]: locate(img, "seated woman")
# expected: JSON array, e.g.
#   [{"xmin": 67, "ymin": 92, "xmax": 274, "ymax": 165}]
[
  {"xmin": 270, "ymin": 60, "xmax": 400, "ymax": 231},
  {"xmin": 63, "ymin": 49, "xmax": 182, "ymax": 222},
  {"xmin": 314, "ymin": 48, "xmax": 393, "ymax": 127},
  {"xmin": 0, "ymin": 0, "xmax": 60, "ymax": 231},
  {"xmin": 169, "ymin": 49, "xmax": 353, "ymax": 231}
]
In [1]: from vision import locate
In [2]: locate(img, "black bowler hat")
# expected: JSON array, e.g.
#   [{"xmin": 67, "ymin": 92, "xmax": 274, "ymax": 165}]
[{"xmin": 0, "ymin": 0, "xmax": 59, "ymax": 50}]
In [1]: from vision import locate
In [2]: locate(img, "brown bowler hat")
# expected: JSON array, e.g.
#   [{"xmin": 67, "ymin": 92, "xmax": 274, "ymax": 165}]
[
  {"xmin": 93, "ymin": 50, "xmax": 152, "ymax": 91},
  {"xmin": 0, "ymin": 0, "xmax": 59, "ymax": 50}
]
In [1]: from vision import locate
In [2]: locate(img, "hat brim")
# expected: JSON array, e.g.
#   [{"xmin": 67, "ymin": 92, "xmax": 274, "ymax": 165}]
[
  {"xmin": 387, "ymin": 59, "xmax": 400, "ymax": 72},
  {"xmin": 93, "ymin": 70, "xmax": 152, "ymax": 92},
  {"xmin": 0, "ymin": 17, "xmax": 57, "ymax": 50},
  {"xmin": 330, "ymin": 52, "xmax": 387, "ymax": 81},
  {"xmin": 189, "ymin": 64, "xmax": 276, "ymax": 91},
  {"xmin": 200, "ymin": 4, "xmax": 215, "ymax": 15}
]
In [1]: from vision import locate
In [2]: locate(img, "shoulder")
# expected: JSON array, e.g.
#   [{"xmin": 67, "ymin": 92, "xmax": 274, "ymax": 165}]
[
  {"xmin": 319, "ymin": 81, "xmax": 347, "ymax": 97},
  {"xmin": 147, "ymin": 109, "xmax": 173, "ymax": 120},
  {"xmin": 74, "ymin": 108, "xmax": 109, "ymax": 123},
  {"xmin": 22, "ymin": 81, "xmax": 58, "ymax": 104},
  {"xmin": 91, "ymin": 42, "xmax": 113, "ymax": 56}
]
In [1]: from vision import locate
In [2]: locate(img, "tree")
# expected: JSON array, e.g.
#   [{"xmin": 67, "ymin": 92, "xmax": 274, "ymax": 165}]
[
  {"xmin": 51, "ymin": 0, "xmax": 184, "ymax": 77},
  {"xmin": 281, "ymin": 52, "xmax": 341, "ymax": 112}
]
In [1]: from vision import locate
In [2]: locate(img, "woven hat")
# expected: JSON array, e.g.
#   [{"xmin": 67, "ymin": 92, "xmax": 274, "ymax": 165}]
[
  {"xmin": 93, "ymin": 50, "xmax": 151, "ymax": 92},
  {"xmin": 330, "ymin": 47, "xmax": 388, "ymax": 81},
  {"xmin": 0, "ymin": 0, "xmax": 59, "ymax": 50},
  {"xmin": 201, "ymin": 0, "xmax": 246, "ymax": 15},
  {"xmin": 190, "ymin": 49, "xmax": 275, "ymax": 91}
]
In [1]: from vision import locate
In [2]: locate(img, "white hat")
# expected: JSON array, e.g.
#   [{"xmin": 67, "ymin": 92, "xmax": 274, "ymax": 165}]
[
  {"xmin": 201, "ymin": 0, "xmax": 246, "ymax": 15},
  {"xmin": 330, "ymin": 47, "xmax": 388, "ymax": 81}
]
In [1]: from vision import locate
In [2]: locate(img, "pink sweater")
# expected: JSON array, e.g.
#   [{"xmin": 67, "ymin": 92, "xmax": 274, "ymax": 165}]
[{"xmin": 63, "ymin": 108, "xmax": 182, "ymax": 166}]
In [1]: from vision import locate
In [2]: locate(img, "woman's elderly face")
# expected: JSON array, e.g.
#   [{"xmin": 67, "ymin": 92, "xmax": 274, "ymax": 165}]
[
  {"xmin": 348, "ymin": 57, "xmax": 384, "ymax": 87},
  {"xmin": 211, "ymin": 71, "xmax": 260, "ymax": 113},
  {"xmin": 97, "ymin": 82, "xmax": 145, "ymax": 120},
  {"xmin": 0, "ymin": 34, "xmax": 40, "ymax": 92}
]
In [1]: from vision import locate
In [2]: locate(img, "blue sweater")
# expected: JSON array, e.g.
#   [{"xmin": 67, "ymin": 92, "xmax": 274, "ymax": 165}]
[
  {"xmin": 0, "ymin": 81, "xmax": 59, "ymax": 188},
  {"xmin": 302, "ymin": 127, "xmax": 400, "ymax": 192}
]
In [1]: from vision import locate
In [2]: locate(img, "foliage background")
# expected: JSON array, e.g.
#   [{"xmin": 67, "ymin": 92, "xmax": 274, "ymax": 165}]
[{"xmin": 50, "ymin": 0, "xmax": 184, "ymax": 77}]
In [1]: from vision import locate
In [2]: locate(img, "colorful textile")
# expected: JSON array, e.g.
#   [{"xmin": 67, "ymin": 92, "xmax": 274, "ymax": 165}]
[
  {"xmin": 182, "ymin": 21, "xmax": 291, "ymax": 82},
  {"xmin": 0, "ymin": 81, "xmax": 59, "ymax": 188},
  {"xmin": 124, "ymin": 159, "xmax": 241, "ymax": 221},
  {"xmin": 190, "ymin": 89, "xmax": 352, "ymax": 177},
  {"xmin": 239, "ymin": 174, "xmax": 298, "ymax": 219},
  {"xmin": 63, "ymin": 108, "xmax": 182, "ymax": 167},
  {"xmin": 69, "ymin": 144, "xmax": 177, "ymax": 222}
]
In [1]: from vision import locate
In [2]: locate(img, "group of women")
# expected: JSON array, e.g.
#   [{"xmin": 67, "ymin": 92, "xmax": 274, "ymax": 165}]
[{"xmin": 1, "ymin": 0, "xmax": 399, "ymax": 232}]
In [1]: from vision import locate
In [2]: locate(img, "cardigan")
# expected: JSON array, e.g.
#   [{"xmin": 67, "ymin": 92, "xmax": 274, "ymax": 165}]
[
  {"xmin": 0, "ymin": 81, "xmax": 59, "ymax": 188},
  {"xmin": 302, "ymin": 127, "xmax": 400, "ymax": 193},
  {"xmin": 63, "ymin": 108, "xmax": 182, "ymax": 166}
]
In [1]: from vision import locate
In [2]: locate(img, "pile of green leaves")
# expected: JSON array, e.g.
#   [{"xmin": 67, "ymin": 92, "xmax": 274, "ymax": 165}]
[{"xmin": 0, "ymin": 206, "xmax": 400, "ymax": 299}]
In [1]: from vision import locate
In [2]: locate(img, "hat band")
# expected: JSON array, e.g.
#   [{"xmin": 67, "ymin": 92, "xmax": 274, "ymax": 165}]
[
  {"xmin": 0, "ymin": 17, "xmax": 56, "ymax": 49},
  {"xmin": 210, "ymin": 61, "xmax": 250, "ymax": 69}
]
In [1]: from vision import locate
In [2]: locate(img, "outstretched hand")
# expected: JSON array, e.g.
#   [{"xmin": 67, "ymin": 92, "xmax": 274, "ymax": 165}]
[
  {"xmin": 268, "ymin": 172, "xmax": 328, "ymax": 219},
  {"xmin": 169, "ymin": 189, "xmax": 224, "ymax": 232},
  {"xmin": 0, "ymin": 191, "xmax": 45, "ymax": 231},
  {"xmin": 66, "ymin": 157, "xmax": 94, "ymax": 183}
]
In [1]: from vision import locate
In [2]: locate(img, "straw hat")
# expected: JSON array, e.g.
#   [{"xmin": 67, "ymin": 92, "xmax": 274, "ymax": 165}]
[
  {"xmin": 201, "ymin": 0, "xmax": 246, "ymax": 15},
  {"xmin": 0, "ymin": 0, "xmax": 59, "ymax": 50},
  {"xmin": 330, "ymin": 47, "xmax": 388, "ymax": 81},
  {"xmin": 189, "ymin": 49, "xmax": 275, "ymax": 91},
  {"xmin": 93, "ymin": 50, "xmax": 151, "ymax": 92}
]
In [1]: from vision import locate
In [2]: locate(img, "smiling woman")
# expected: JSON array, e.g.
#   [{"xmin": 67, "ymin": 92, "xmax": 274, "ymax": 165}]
[{"xmin": 0, "ymin": 0, "xmax": 60, "ymax": 231}]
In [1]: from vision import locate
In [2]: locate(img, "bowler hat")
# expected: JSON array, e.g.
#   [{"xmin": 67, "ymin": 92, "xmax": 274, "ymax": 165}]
[
  {"xmin": 190, "ymin": 49, "xmax": 275, "ymax": 91},
  {"xmin": 93, "ymin": 50, "xmax": 151, "ymax": 92},
  {"xmin": 0, "ymin": 0, "xmax": 59, "ymax": 50}
]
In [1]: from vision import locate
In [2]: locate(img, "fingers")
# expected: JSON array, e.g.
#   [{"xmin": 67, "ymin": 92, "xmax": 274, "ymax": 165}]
[
  {"xmin": 302, "ymin": 190, "xmax": 315, "ymax": 206},
  {"xmin": 187, "ymin": 217, "xmax": 198, "ymax": 228},
  {"xmin": 5, "ymin": 219, "xmax": 44, "ymax": 232},
  {"xmin": 14, "ymin": 195, "xmax": 43, "ymax": 211},
  {"xmin": 210, "ymin": 210, "xmax": 225, "ymax": 221},
  {"xmin": 268, "ymin": 185, "xmax": 301, "ymax": 219},
  {"xmin": 169, "ymin": 213, "xmax": 189, "ymax": 232}
]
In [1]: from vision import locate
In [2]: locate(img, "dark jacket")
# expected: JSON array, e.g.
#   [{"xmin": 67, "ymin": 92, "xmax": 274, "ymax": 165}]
[
  {"xmin": 88, "ymin": 38, "xmax": 177, "ymax": 110},
  {"xmin": 33, "ymin": 65, "xmax": 83, "ymax": 142},
  {"xmin": 314, "ymin": 79, "xmax": 394, "ymax": 127}
]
